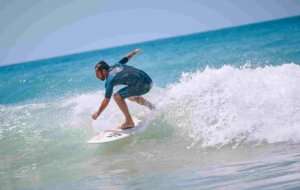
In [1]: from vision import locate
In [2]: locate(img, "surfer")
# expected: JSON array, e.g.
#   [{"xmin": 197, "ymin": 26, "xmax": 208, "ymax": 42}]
[{"xmin": 92, "ymin": 49, "xmax": 155, "ymax": 129}]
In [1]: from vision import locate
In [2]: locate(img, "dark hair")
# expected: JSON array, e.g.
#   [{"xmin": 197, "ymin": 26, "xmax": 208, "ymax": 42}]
[{"xmin": 95, "ymin": 60, "xmax": 109, "ymax": 71}]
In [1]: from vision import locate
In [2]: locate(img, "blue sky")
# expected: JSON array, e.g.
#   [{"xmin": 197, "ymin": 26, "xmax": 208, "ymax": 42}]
[{"xmin": 0, "ymin": 0, "xmax": 299, "ymax": 66}]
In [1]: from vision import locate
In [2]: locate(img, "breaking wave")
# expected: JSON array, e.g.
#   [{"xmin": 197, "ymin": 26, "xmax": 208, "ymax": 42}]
[{"xmin": 1, "ymin": 63, "xmax": 300, "ymax": 149}]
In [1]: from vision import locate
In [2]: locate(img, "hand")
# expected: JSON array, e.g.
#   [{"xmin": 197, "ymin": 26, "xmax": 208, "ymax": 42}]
[
  {"xmin": 92, "ymin": 112, "xmax": 100, "ymax": 120},
  {"xmin": 134, "ymin": 48, "xmax": 142, "ymax": 54}
]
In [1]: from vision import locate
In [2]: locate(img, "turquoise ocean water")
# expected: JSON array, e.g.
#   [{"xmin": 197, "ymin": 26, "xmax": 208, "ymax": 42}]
[{"xmin": 1, "ymin": 16, "xmax": 300, "ymax": 189}]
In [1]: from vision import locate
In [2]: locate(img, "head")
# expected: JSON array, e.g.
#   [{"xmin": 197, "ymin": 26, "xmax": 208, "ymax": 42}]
[{"xmin": 95, "ymin": 60, "xmax": 109, "ymax": 81}]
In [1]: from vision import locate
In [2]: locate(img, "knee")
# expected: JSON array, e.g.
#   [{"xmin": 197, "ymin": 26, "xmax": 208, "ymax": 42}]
[{"xmin": 128, "ymin": 96, "xmax": 136, "ymax": 101}]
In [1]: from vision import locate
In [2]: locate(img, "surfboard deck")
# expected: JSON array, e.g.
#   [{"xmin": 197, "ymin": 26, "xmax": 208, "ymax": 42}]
[{"xmin": 87, "ymin": 117, "xmax": 142, "ymax": 144}]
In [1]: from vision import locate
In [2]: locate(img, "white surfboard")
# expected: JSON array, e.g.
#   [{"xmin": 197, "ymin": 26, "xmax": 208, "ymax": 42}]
[{"xmin": 87, "ymin": 118, "xmax": 143, "ymax": 144}]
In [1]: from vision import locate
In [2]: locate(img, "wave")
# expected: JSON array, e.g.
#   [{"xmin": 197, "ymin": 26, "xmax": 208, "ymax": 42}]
[
  {"xmin": 158, "ymin": 63, "xmax": 300, "ymax": 148},
  {"xmin": 1, "ymin": 63, "xmax": 300, "ymax": 149}
]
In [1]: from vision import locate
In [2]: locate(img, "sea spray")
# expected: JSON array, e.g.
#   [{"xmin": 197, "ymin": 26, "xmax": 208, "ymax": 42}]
[
  {"xmin": 159, "ymin": 63, "xmax": 300, "ymax": 147},
  {"xmin": 2, "ymin": 63, "xmax": 299, "ymax": 149}
]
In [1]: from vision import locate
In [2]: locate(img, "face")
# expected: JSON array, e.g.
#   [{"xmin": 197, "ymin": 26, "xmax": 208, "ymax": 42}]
[{"xmin": 95, "ymin": 69, "xmax": 106, "ymax": 81}]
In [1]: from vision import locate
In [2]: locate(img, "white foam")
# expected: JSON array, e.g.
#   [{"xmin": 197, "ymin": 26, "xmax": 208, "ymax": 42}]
[
  {"xmin": 159, "ymin": 63, "xmax": 300, "ymax": 147},
  {"xmin": 1, "ymin": 63, "xmax": 299, "ymax": 148},
  {"xmin": 64, "ymin": 89, "xmax": 156, "ymax": 132},
  {"xmin": 53, "ymin": 91, "xmax": 119, "ymax": 129}
]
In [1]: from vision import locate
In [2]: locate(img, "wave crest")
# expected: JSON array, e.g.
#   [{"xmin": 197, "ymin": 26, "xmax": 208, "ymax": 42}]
[{"xmin": 159, "ymin": 64, "xmax": 300, "ymax": 147}]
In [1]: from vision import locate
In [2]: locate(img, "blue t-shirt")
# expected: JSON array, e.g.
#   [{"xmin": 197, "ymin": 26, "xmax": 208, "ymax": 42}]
[{"xmin": 104, "ymin": 57, "xmax": 152, "ymax": 99}]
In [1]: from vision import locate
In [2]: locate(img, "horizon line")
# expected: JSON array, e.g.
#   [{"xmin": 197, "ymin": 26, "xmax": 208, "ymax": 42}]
[{"xmin": 1, "ymin": 14, "xmax": 299, "ymax": 68}]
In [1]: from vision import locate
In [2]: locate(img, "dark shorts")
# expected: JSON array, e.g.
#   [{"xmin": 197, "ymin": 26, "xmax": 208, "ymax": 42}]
[{"xmin": 118, "ymin": 80, "xmax": 152, "ymax": 99}]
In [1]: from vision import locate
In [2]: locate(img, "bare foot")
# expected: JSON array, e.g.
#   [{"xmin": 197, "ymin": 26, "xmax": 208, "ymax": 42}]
[{"xmin": 117, "ymin": 122, "xmax": 135, "ymax": 130}]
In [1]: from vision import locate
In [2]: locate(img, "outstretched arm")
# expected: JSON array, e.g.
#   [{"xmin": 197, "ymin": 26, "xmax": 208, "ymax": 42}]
[
  {"xmin": 92, "ymin": 98, "xmax": 110, "ymax": 120},
  {"xmin": 126, "ymin": 48, "xmax": 142, "ymax": 60},
  {"xmin": 119, "ymin": 49, "xmax": 142, "ymax": 64}
]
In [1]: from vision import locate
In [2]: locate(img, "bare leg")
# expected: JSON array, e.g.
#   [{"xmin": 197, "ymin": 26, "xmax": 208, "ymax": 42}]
[
  {"xmin": 113, "ymin": 93, "xmax": 135, "ymax": 129},
  {"xmin": 128, "ymin": 96, "xmax": 155, "ymax": 110}
]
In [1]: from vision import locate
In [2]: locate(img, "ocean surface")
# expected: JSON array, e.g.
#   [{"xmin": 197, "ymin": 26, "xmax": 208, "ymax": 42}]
[{"xmin": 1, "ymin": 16, "xmax": 300, "ymax": 190}]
